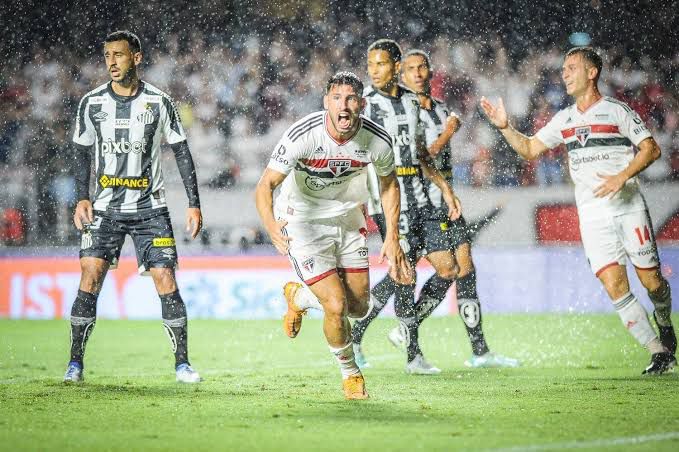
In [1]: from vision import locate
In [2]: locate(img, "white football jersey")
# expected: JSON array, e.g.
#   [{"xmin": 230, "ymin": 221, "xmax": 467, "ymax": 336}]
[
  {"xmin": 535, "ymin": 97, "xmax": 653, "ymax": 219},
  {"xmin": 420, "ymin": 98, "xmax": 455, "ymax": 209},
  {"xmin": 268, "ymin": 111, "xmax": 394, "ymax": 221}
]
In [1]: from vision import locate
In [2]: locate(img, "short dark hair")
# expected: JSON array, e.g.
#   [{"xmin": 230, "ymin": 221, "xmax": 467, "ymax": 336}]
[
  {"xmin": 105, "ymin": 30, "xmax": 142, "ymax": 53},
  {"xmin": 368, "ymin": 39, "xmax": 402, "ymax": 63},
  {"xmin": 404, "ymin": 49, "xmax": 431, "ymax": 69},
  {"xmin": 325, "ymin": 71, "xmax": 364, "ymax": 97},
  {"xmin": 565, "ymin": 46, "xmax": 602, "ymax": 81}
]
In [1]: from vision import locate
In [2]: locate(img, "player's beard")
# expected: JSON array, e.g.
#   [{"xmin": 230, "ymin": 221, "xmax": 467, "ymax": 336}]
[{"xmin": 112, "ymin": 64, "xmax": 138, "ymax": 87}]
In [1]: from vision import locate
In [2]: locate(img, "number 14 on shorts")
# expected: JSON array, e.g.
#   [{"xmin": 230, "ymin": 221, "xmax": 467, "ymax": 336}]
[{"xmin": 634, "ymin": 225, "xmax": 651, "ymax": 245}]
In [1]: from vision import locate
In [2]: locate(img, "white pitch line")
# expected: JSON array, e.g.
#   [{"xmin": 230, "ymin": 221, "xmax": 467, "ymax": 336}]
[{"xmin": 487, "ymin": 431, "xmax": 679, "ymax": 451}]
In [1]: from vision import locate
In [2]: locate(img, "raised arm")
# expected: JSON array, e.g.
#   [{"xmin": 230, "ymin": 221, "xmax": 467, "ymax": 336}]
[
  {"xmin": 480, "ymin": 97, "xmax": 549, "ymax": 161},
  {"xmin": 255, "ymin": 168, "xmax": 291, "ymax": 254}
]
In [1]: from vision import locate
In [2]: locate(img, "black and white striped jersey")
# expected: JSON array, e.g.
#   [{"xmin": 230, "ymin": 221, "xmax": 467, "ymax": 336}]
[
  {"xmin": 421, "ymin": 98, "xmax": 455, "ymax": 209},
  {"xmin": 72, "ymin": 81, "xmax": 186, "ymax": 214},
  {"xmin": 363, "ymin": 85, "xmax": 431, "ymax": 216}
]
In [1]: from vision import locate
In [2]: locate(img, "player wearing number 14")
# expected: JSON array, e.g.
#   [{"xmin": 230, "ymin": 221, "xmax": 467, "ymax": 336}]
[{"xmin": 481, "ymin": 46, "xmax": 676, "ymax": 374}]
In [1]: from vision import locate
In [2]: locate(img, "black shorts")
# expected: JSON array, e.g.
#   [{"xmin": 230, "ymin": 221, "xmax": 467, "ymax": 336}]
[
  {"xmin": 445, "ymin": 215, "xmax": 471, "ymax": 248},
  {"xmin": 372, "ymin": 211, "xmax": 454, "ymax": 263},
  {"xmin": 79, "ymin": 209, "xmax": 178, "ymax": 274}
]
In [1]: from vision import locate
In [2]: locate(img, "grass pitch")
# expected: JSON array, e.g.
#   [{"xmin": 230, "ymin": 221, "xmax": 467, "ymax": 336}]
[{"xmin": 2, "ymin": 315, "xmax": 679, "ymax": 451}]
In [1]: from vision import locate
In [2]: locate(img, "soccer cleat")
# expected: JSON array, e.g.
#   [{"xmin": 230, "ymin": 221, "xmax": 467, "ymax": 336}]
[
  {"xmin": 342, "ymin": 374, "xmax": 369, "ymax": 399},
  {"xmin": 282, "ymin": 282, "xmax": 307, "ymax": 338},
  {"xmin": 405, "ymin": 354, "xmax": 441, "ymax": 375},
  {"xmin": 653, "ymin": 312, "xmax": 677, "ymax": 355},
  {"xmin": 63, "ymin": 361, "xmax": 84, "ymax": 383},
  {"xmin": 353, "ymin": 343, "xmax": 371, "ymax": 369},
  {"xmin": 176, "ymin": 363, "xmax": 201, "ymax": 383},
  {"xmin": 464, "ymin": 352, "xmax": 521, "ymax": 368},
  {"xmin": 387, "ymin": 325, "xmax": 406, "ymax": 351},
  {"xmin": 642, "ymin": 352, "xmax": 676, "ymax": 375}
]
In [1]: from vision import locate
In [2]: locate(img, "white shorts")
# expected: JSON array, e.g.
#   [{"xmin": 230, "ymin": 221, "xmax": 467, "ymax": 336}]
[
  {"xmin": 281, "ymin": 208, "xmax": 369, "ymax": 285},
  {"xmin": 579, "ymin": 208, "xmax": 660, "ymax": 277}
]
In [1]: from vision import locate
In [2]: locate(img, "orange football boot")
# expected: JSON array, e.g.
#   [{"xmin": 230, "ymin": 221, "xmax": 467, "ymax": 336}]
[
  {"xmin": 282, "ymin": 282, "xmax": 306, "ymax": 338},
  {"xmin": 343, "ymin": 374, "xmax": 369, "ymax": 400}
]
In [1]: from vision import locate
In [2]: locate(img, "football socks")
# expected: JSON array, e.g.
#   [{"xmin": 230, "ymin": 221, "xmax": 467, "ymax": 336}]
[
  {"xmin": 614, "ymin": 292, "xmax": 661, "ymax": 351},
  {"xmin": 456, "ymin": 271, "xmax": 490, "ymax": 356},
  {"xmin": 69, "ymin": 290, "xmax": 98, "ymax": 367},
  {"xmin": 160, "ymin": 291, "xmax": 190, "ymax": 367},
  {"xmin": 329, "ymin": 342, "xmax": 361, "ymax": 379},
  {"xmin": 648, "ymin": 278, "xmax": 673, "ymax": 327}
]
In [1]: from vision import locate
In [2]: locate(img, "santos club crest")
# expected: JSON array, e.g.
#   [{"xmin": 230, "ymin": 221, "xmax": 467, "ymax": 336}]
[
  {"xmin": 328, "ymin": 159, "xmax": 351, "ymax": 177},
  {"xmin": 575, "ymin": 126, "xmax": 591, "ymax": 146}
]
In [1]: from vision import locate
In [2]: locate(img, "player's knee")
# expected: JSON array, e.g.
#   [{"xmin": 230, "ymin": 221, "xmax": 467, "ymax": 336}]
[
  {"xmin": 347, "ymin": 298, "xmax": 369, "ymax": 318},
  {"xmin": 323, "ymin": 297, "xmax": 347, "ymax": 320},
  {"xmin": 640, "ymin": 272, "xmax": 663, "ymax": 293},
  {"xmin": 456, "ymin": 261, "xmax": 475, "ymax": 279},
  {"xmin": 79, "ymin": 269, "xmax": 105, "ymax": 294},
  {"xmin": 152, "ymin": 267, "xmax": 178, "ymax": 294},
  {"xmin": 436, "ymin": 264, "xmax": 458, "ymax": 281}
]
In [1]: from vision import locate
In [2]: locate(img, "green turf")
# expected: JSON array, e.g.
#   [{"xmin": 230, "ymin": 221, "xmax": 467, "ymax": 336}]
[{"xmin": 1, "ymin": 315, "xmax": 679, "ymax": 451}]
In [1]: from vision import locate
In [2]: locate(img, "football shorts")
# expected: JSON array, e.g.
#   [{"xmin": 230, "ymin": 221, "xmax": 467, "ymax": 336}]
[
  {"xmin": 79, "ymin": 209, "xmax": 178, "ymax": 275},
  {"xmin": 282, "ymin": 208, "xmax": 369, "ymax": 285},
  {"xmin": 579, "ymin": 208, "xmax": 660, "ymax": 276}
]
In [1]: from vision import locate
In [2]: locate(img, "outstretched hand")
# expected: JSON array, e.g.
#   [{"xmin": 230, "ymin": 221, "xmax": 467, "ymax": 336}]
[{"xmin": 480, "ymin": 97, "xmax": 509, "ymax": 129}]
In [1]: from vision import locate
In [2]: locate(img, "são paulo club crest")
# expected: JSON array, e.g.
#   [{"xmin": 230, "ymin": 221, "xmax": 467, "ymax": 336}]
[
  {"xmin": 301, "ymin": 257, "xmax": 315, "ymax": 273},
  {"xmin": 328, "ymin": 159, "xmax": 351, "ymax": 177},
  {"xmin": 575, "ymin": 126, "xmax": 591, "ymax": 146}
]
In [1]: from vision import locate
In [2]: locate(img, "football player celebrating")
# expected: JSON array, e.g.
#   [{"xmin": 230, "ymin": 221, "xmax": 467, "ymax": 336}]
[
  {"xmin": 481, "ymin": 46, "xmax": 676, "ymax": 374},
  {"xmin": 256, "ymin": 71, "xmax": 412, "ymax": 399}
]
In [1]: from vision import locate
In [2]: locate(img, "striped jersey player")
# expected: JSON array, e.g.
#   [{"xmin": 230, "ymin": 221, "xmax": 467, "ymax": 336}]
[
  {"xmin": 64, "ymin": 31, "xmax": 203, "ymax": 386},
  {"xmin": 73, "ymin": 80, "xmax": 187, "ymax": 213},
  {"xmin": 363, "ymin": 84, "xmax": 433, "ymax": 218}
]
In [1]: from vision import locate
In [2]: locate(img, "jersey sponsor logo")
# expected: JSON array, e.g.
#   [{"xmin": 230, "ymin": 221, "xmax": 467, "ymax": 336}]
[
  {"xmin": 395, "ymin": 166, "xmax": 420, "ymax": 177},
  {"xmin": 595, "ymin": 114, "xmax": 609, "ymax": 120},
  {"xmin": 569, "ymin": 152, "xmax": 610, "ymax": 171},
  {"xmin": 153, "ymin": 237, "xmax": 176, "ymax": 247},
  {"xmin": 304, "ymin": 176, "xmax": 346, "ymax": 191},
  {"xmin": 394, "ymin": 129, "xmax": 412, "ymax": 147},
  {"xmin": 98, "ymin": 175, "xmax": 149, "ymax": 190},
  {"xmin": 101, "ymin": 138, "xmax": 148, "ymax": 154},
  {"xmin": 313, "ymin": 146, "xmax": 325, "ymax": 155},
  {"xmin": 93, "ymin": 111, "xmax": 108, "ymax": 122},
  {"xmin": 136, "ymin": 109, "xmax": 155, "ymax": 125},
  {"xmin": 270, "ymin": 144, "xmax": 289, "ymax": 165},
  {"xmin": 575, "ymin": 126, "xmax": 591, "ymax": 146},
  {"xmin": 114, "ymin": 119, "xmax": 130, "ymax": 128},
  {"xmin": 302, "ymin": 257, "xmax": 314, "ymax": 273},
  {"xmin": 89, "ymin": 96, "xmax": 108, "ymax": 104},
  {"xmin": 328, "ymin": 159, "xmax": 351, "ymax": 176},
  {"xmin": 354, "ymin": 149, "xmax": 367, "ymax": 158}
]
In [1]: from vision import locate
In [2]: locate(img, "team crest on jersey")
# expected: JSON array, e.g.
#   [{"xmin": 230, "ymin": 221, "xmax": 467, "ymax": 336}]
[
  {"xmin": 137, "ymin": 108, "xmax": 155, "ymax": 125},
  {"xmin": 575, "ymin": 126, "xmax": 591, "ymax": 146},
  {"xmin": 302, "ymin": 257, "xmax": 314, "ymax": 273},
  {"xmin": 93, "ymin": 111, "xmax": 108, "ymax": 122},
  {"xmin": 328, "ymin": 159, "xmax": 351, "ymax": 177}
]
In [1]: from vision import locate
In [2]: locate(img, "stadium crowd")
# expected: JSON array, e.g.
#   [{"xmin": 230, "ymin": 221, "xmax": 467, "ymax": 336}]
[{"xmin": 1, "ymin": 1, "xmax": 678, "ymax": 244}]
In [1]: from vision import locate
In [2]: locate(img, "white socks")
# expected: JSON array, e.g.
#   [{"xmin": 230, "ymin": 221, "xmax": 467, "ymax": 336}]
[
  {"xmin": 329, "ymin": 342, "xmax": 361, "ymax": 379},
  {"xmin": 294, "ymin": 285, "xmax": 323, "ymax": 311},
  {"xmin": 613, "ymin": 292, "xmax": 663, "ymax": 353}
]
